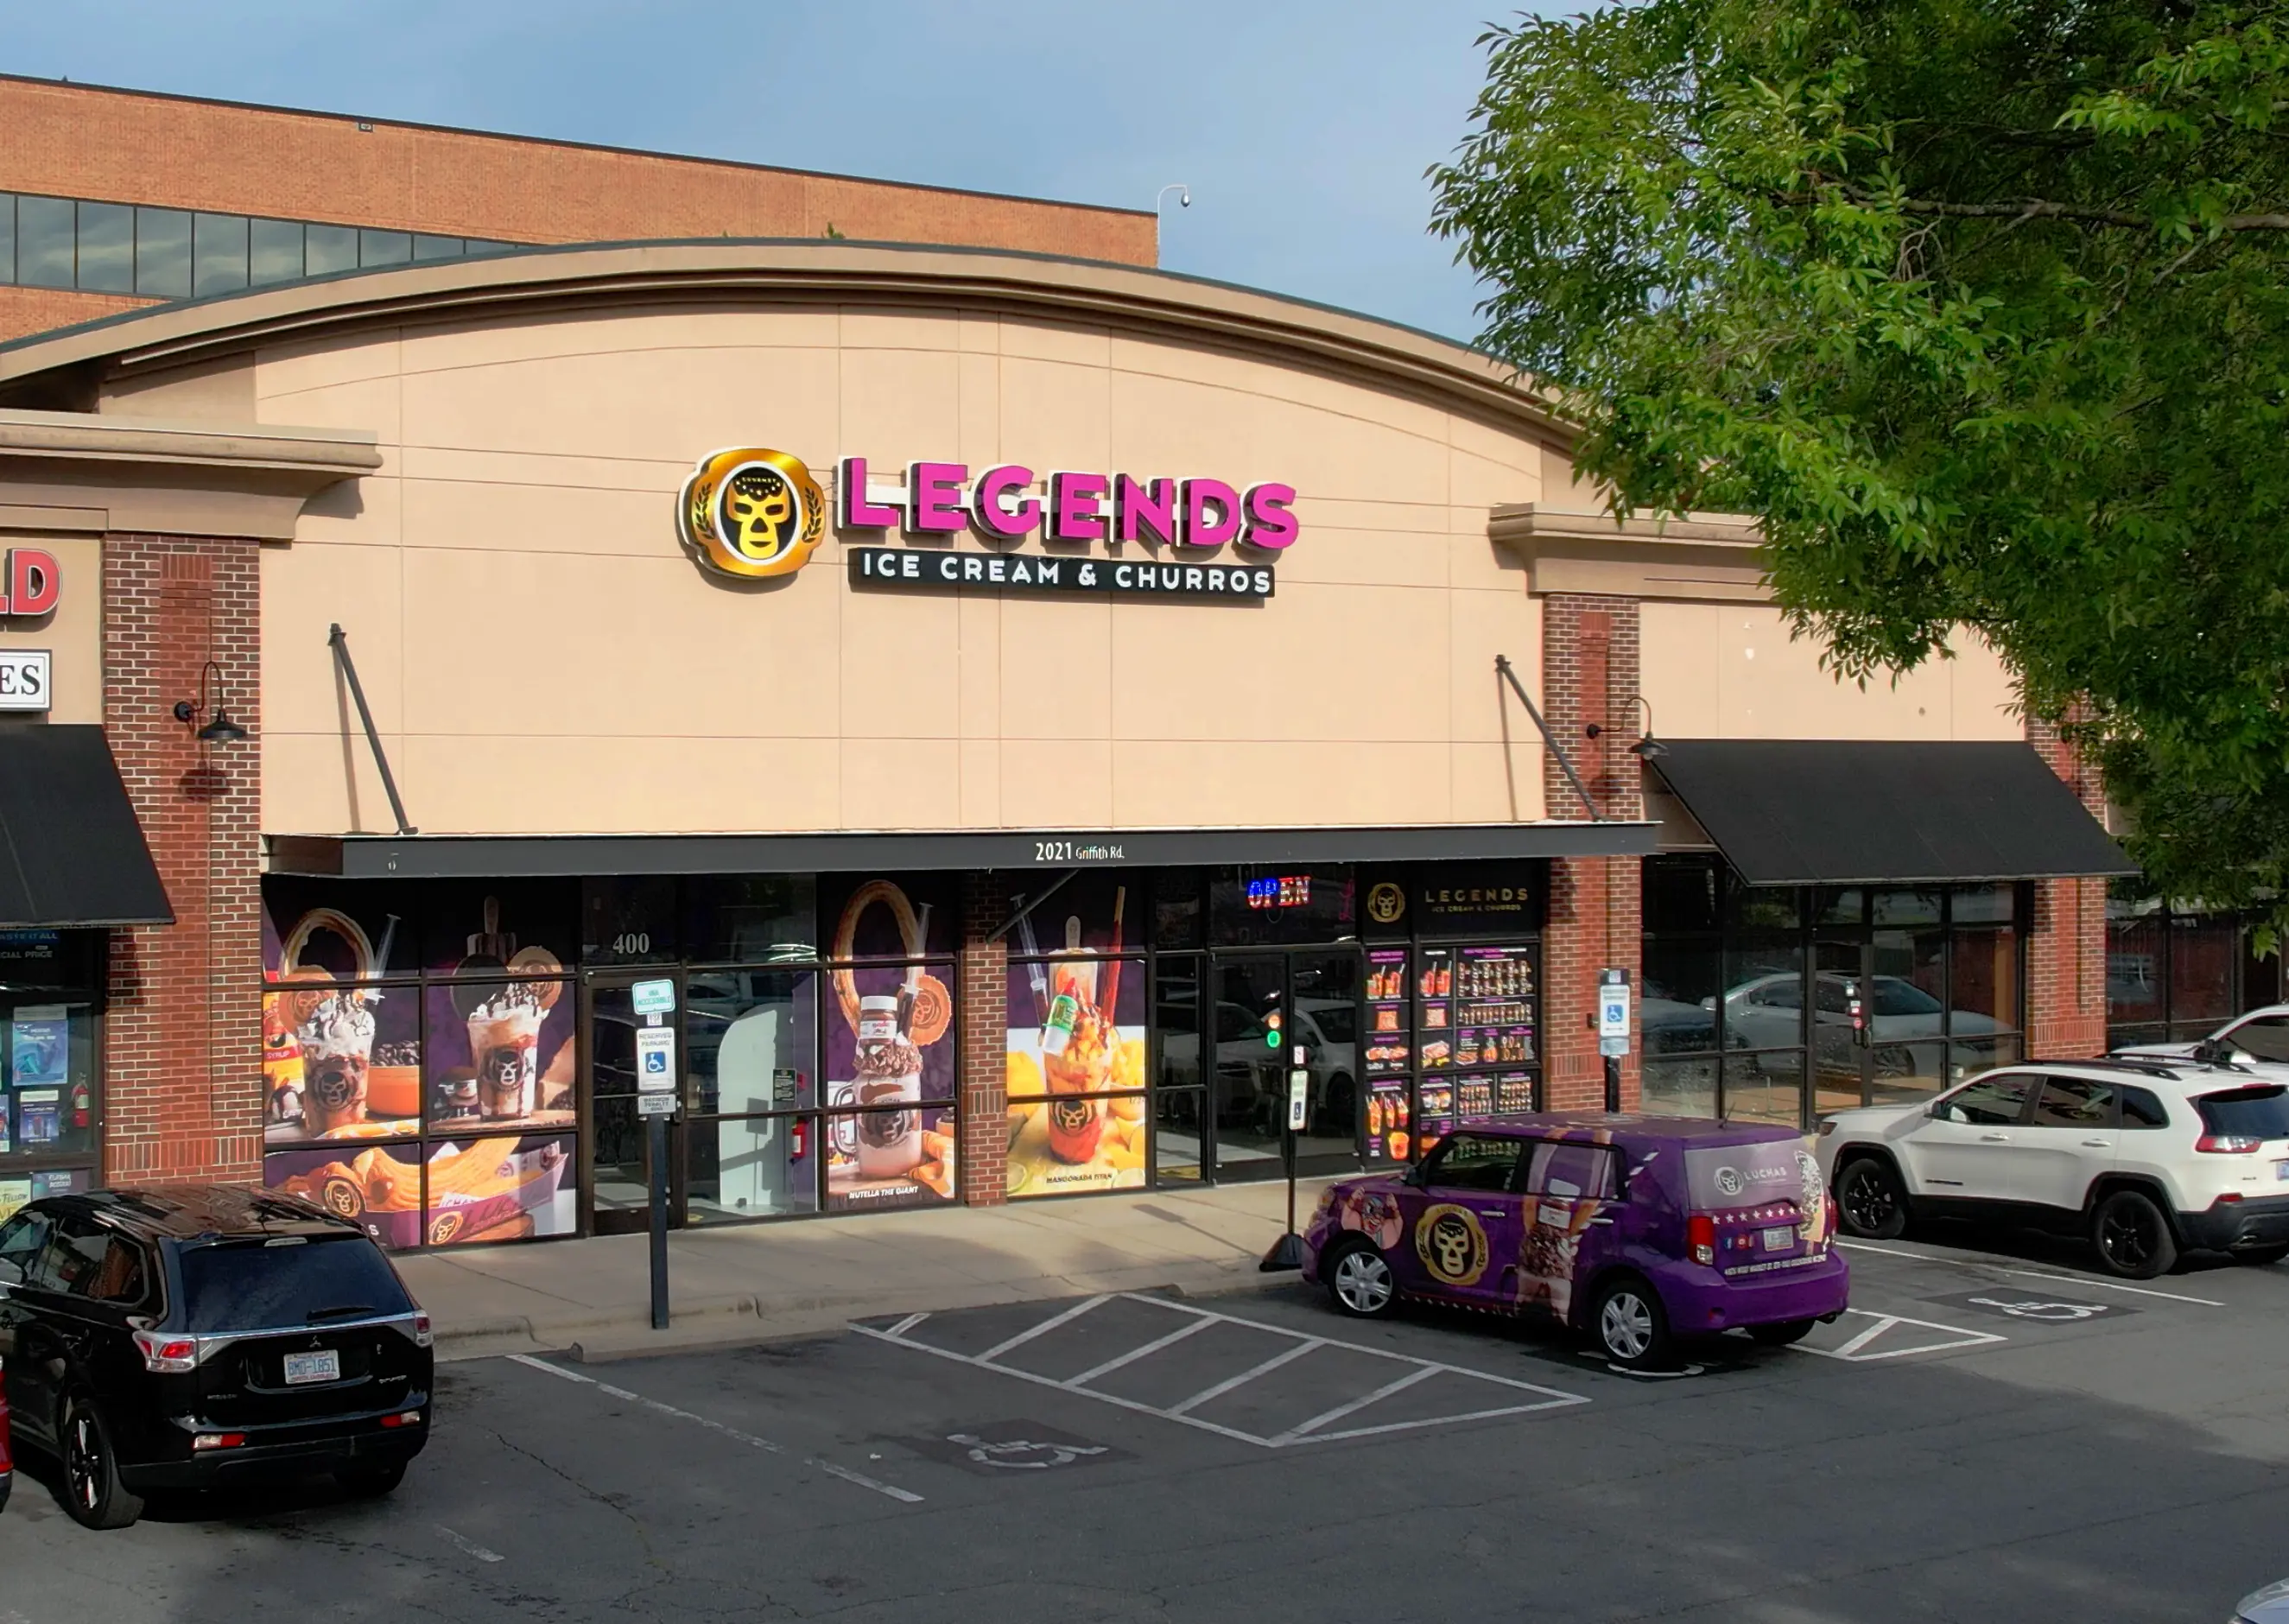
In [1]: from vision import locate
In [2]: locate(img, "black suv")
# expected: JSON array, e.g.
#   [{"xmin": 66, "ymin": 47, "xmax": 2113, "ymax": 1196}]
[{"xmin": 0, "ymin": 1184, "xmax": 432, "ymax": 1528}]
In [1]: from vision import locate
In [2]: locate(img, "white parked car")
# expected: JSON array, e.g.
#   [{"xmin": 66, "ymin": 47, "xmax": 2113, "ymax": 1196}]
[
  {"xmin": 1816, "ymin": 1057, "xmax": 2289, "ymax": 1278},
  {"xmin": 2114, "ymin": 1004, "xmax": 2289, "ymax": 1066},
  {"xmin": 2238, "ymin": 1577, "xmax": 2289, "ymax": 1624}
]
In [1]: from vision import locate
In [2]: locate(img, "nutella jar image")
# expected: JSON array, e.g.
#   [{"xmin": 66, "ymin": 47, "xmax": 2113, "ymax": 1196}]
[{"xmin": 853, "ymin": 995, "xmax": 925, "ymax": 1178}]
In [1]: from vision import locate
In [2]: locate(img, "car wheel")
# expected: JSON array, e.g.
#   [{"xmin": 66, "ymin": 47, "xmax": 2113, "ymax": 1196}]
[
  {"xmin": 337, "ymin": 1461, "xmax": 408, "ymax": 1499},
  {"xmin": 1747, "ymin": 1318, "xmax": 1816, "ymax": 1348},
  {"xmin": 1835, "ymin": 1157, "xmax": 1909, "ymax": 1240},
  {"xmin": 1592, "ymin": 1277, "xmax": 1674, "ymax": 1371},
  {"xmin": 2092, "ymin": 1189, "xmax": 2178, "ymax": 1279},
  {"xmin": 59, "ymin": 1392, "xmax": 143, "ymax": 1530},
  {"xmin": 2235, "ymin": 1244, "xmax": 2289, "ymax": 1266},
  {"xmin": 1325, "ymin": 1242, "xmax": 1398, "ymax": 1319}
]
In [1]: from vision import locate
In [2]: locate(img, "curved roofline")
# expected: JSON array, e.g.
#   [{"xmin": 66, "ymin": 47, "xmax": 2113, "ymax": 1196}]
[{"xmin": 0, "ymin": 238, "xmax": 1567, "ymax": 441}]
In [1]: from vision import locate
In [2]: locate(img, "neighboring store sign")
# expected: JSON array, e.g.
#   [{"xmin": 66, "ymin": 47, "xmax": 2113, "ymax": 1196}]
[
  {"xmin": 0, "ymin": 649, "xmax": 49, "ymax": 712},
  {"xmin": 0, "ymin": 549, "xmax": 60, "ymax": 616},
  {"xmin": 675, "ymin": 447, "xmax": 1298, "ymax": 601}
]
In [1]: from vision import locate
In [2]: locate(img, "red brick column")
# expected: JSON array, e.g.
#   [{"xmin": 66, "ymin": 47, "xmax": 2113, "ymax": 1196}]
[
  {"xmin": 2026, "ymin": 713, "xmax": 2108, "ymax": 1057},
  {"xmin": 1540, "ymin": 595, "xmax": 1644, "ymax": 1110},
  {"xmin": 959, "ymin": 873, "xmax": 1010, "ymax": 1205},
  {"xmin": 102, "ymin": 534, "xmax": 263, "ymax": 1186}
]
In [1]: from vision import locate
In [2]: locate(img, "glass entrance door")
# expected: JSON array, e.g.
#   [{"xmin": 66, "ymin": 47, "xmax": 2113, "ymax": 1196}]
[
  {"xmin": 1209, "ymin": 949, "xmax": 1362, "ymax": 1181},
  {"xmin": 1814, "ymin": 931, "xmax": 1955, "ymax": 1117},
  {"xmin": 584, "ymin": 975, "xmax": 685, "ymax": 1235}
]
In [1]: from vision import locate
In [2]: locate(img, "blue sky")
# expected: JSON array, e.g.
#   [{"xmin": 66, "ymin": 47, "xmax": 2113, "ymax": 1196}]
[{"xmin": 2, "ymin": 1, "xmax": 1524, "ymax": 343}]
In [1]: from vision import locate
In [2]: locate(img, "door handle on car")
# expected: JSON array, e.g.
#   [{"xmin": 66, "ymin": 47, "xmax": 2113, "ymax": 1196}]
[
  {"xmin": 1478, "ymin": 1208, "xmax": 1509, "ymax": 1219},
  {"xmin": 1980, "ymin": 1132, "xmax": 2011, "ymax": 1142},
  {"xmin": 2081, "ymin": 1138, "xmax": 2112, "ymax": 1148}
]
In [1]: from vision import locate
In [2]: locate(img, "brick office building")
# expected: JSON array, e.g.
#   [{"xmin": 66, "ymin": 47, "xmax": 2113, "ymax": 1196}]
[{"xmin": 0, "ymin": 85, "xmax": 2143, "ymax": 1243}]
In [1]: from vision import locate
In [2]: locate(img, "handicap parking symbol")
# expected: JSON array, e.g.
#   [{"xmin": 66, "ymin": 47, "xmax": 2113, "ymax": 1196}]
[
  {"xmin": 644, "ymin": 1050, "xmax": 669, "ymax": 1075},
  {"xmin": 1935, "ymin": 1290, "xmax": 2127, "ymax": 1323}
]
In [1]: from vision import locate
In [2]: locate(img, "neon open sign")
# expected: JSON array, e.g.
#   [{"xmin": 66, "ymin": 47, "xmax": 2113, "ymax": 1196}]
[{"xmin": 1246, "ymin": 875, "xmax": 1312, "ymax": 910}]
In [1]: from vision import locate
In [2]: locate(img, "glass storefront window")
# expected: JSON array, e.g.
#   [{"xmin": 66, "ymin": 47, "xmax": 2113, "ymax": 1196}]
[
  {"xmin": 2169, "ymin": 917, "xmax": 2237, "ymax": 1033},
  {"xmin": 1724, "ymin": 1050, "xmax": 1804, "ymax": 1126},
  {"xmin": 1723, "ymin": 940, "xmax": 1807, "ymax": 1055},
  {"xmin": 1952, "ymin": 884, "xmax": 2016, "ymax": 924},
  {"xmin": 1208, "ymin": 866, "xmax": 1356, "ymax": 946},
  {"xmin": 2, "ymin": 1002, "xmax": 97, "ymax": 1159},
  {"xmin": 1872, "ymin": 889, "xmax": 1943, "ymax": 927},
  {"xmin": 1645, "ymin": 856, "xmax": 1721, "ymax": 933},
  {"xmin": 1951, "ymin": 1033, "xmax": 2020, "ymax": 1082},
  {"xmin": 1641, "ymin": 1056, "xmax": 1715, "ymax": 1119},
  {"xmin": 1950, "ymin": 927, "xmax": 2021, "ymax": 1025},
  {"xmin": 686, "ymin": 970, "xmax": 817, "ymax": 1117},
  {"xmin": 583, "ymin": 876, "xmax": 680, "ymax": 965},
  {"xmin": 686, "ymin": 874, "xmax": 816, "ymax": 962},
  {"xmin": 687, "ymin": 1113, "xmax": 821, "ymax": 1222},
  {"xmin": 1815, "ymin": 889, "xmax": 1864, "ymax": 928},
  {"xmin": 1153, "ymin": 870, "xmax": 1204, "ymax": 948},
  {"xmin": 1641, "ymin": 939, "xmax": 1719, "ymax": 1062}
]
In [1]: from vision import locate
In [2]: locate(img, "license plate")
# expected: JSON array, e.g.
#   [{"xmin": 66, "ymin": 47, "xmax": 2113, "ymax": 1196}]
[
  {"xmin": 283, "ymin": 1348, "xmax": 340, "ymax": 1386},
  {"xmin": 1760, "ymin": 1226, "xmax": 1796, "ymax": 1253},
  {"xmin": 2276, "ymin": 1160, "xmax": 2289, "ymax": 1182}
]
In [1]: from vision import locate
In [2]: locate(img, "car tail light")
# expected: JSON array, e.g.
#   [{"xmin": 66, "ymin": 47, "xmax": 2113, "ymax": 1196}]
[
  {"xmin": 1688, "ymin": 1214, "xmax": 1716, "ymax": 1266},
  {"xmin": 132, "ymin": 1329, "xmax": 199, "ymax": 1373},
  {"xmin": 192, "ymin": 1433, "xmax": 247, "ymax": 1451},
  {"xmin": 2197, "ymin": 1133, "xmax": 2264, "ymax": 1153},
  {"xmin": 379, "ymin": 1410, "xmax": 422, "ymax": 1429},
  {"xmin": 412, "ymin": 1312, "xmax": 433, "ymax": 1349}
]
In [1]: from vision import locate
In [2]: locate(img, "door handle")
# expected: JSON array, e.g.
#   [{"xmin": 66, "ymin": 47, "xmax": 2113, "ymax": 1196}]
[
  {"xmin": 2081, "ymin": 1139, "xmax": 2112, "ymax": 1148},
  {"xmin": 1980, "ymin": 1133, "xmax": 2011, "ymax": 1143},
  {"xmin": 1478, "ymin": 1208, "xmax": 1510, "ymax": 1219}
]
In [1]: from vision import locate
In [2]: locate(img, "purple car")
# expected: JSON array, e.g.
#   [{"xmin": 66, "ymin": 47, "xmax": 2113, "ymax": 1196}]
[{"xmin": 1302, "ymin": 1114, "xmax": 1849, "ymax": 1369}]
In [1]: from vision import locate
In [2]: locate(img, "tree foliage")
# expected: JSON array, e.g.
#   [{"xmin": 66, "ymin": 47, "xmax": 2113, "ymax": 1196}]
[{"xmin": 1430, "ymin": 1, "xmax": 2289, "ymax": 936}]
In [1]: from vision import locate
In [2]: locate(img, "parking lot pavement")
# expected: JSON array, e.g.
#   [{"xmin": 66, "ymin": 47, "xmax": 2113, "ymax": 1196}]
[{"xmin": 3, "ymin": 1231, "xmax": 2286, "ymax": 1623}]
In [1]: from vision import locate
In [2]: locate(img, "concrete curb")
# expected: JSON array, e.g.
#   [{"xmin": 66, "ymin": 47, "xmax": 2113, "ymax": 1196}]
[{"xmin": 437, "ymin": 1257, "xmax": 1301, "ymax": 1364}]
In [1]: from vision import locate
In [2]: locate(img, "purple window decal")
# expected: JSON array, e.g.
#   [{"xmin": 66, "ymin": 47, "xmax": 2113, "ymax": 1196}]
[
  {"xmin": 972, "ymin": 464, "xmax": 1043, "ymax": 538},
  {"xmin": 837, "ymin": 456, "xmax": 904, "ymax": 530}
]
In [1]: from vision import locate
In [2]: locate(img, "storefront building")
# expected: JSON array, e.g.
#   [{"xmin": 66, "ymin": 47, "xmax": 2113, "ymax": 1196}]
[{"xmin": 0, "ymin": 239, "xmax": 2141, "ymax": 1247}]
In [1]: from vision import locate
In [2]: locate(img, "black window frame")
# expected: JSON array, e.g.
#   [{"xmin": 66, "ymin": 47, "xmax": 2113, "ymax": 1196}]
[{"xmin": 1419, "ymin": 1132, "xmax": 1525, "ymax": 1193}]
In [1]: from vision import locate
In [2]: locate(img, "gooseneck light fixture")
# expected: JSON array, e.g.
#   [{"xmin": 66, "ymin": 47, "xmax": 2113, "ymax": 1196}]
[
  {"xmin": 1585, "ymin": 694, "xmax": 1666, "ymax": 758},
  {"xmin": 173, "ymin": 659, "xmax": 248, "ymax": 744}
]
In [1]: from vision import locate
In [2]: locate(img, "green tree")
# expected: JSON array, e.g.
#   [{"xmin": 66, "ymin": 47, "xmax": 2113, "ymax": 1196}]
[{"xmin": 1430, "ymin": 1, "xmax": 2289, "ymax": 936}]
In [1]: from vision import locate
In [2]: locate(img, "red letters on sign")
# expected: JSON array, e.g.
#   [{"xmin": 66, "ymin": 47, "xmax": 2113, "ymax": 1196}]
[{"xmin": 0, "ymin": 549, "xmax": 60, "ymax": 616}]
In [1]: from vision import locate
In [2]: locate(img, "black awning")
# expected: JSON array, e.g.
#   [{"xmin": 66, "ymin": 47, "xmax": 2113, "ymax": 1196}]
[
  {"xmin": 1649, "ymin": 739, "xmax": 2134, "ymax": 885},
  {"xmin": 267, "ymin": 819, "xmax": 1660, "ymax": 879},
  {"xmin": 0, "ymin": 725, "xmax": 173, "ymax": 927}
]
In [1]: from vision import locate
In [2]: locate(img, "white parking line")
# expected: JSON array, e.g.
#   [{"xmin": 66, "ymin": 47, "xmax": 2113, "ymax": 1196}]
[
  {"xmin": 852, "ymin": 1292, "xmax": 1587, "ymax": 1450},
  {"xmin": 504, "ymin": 1353, "xmax": 924, "ymax": 1503},
  {"xmin": 1837, "ymin": 1240, "xmax": 2226, "ymax": 1306},
  {"xmin": 434, "ymin": 1525, "xmax": 504, "ymax": 1564},
  {"xmin": 1794, "ymin": 1307, "xmax": 2007, "ymax": 1362}
]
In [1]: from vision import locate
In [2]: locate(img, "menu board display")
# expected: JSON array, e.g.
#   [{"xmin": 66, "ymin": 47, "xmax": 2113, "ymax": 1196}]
[
  {"xmin": 1365, "ymin": 948, "xmax": 1411, "ymax": 1078},
  {"xmin": 1363, "ymin": 1081, "xmax": 1411, "ymax": 1163}
]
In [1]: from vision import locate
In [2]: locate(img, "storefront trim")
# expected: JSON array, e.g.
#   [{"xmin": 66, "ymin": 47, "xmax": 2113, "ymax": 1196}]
[{"xmin": 269, "ymin": 822, "xmax": 1660, "ymax": 881}]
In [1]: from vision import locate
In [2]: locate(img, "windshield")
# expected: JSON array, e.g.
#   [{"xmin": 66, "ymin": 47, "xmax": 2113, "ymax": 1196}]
[
  {"xmin": 1304, "ymin": 1005, "xmax": 1356, "ymax": 1044},
  {"xmin": 1684, "ymin": 1144, "xmax": 1823, "ymax": 1212},
  {"xmin": 2195, "ymin": 1087, "xmax": 2289, "ymax": 1144},
  {"xmin": 177, "ymin": 1235, "xmax": 413, "ymax": 1334}
]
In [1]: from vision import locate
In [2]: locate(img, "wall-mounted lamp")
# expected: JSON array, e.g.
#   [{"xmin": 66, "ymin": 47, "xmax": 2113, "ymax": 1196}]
[
  {"xmin": 173, "ymin": 660, "xmax": 248, "ymax": 744},
  {"xmin": 1585, "ymin": 695, "xmax": 1666, "ymax": 758}
]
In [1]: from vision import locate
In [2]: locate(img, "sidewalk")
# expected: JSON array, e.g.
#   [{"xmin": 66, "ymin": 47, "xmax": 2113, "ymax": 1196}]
[{"xmin": 397, "ymin": 1180, "xmax": 1328, "ymax": 1361}]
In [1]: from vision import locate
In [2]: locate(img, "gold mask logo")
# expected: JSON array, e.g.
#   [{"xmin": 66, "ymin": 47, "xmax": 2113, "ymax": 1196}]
[{"xmin": 679, "ymin": 447, "xmax": 826, "ymax": 580}]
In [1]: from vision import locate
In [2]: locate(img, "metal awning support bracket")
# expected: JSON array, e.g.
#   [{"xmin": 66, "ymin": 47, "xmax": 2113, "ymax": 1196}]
[
  {"xmin": 1495, "ymin": 653, "xmax": 1602, "ymax": 822},
  {"xmin": 328, "ymin": 623, "xmax": 416, "ymax": 836}
]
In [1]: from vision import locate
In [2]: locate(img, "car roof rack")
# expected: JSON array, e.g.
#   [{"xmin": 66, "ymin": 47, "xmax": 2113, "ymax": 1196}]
[{"xmin": 2026, "ymin": 1055, "xmax": 2188, "ymax": 1081}]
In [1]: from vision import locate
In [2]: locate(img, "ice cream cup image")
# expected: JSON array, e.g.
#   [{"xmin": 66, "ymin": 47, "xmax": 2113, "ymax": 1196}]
[
  {"xmin": 296, "ymin": 991, "xmax": 378, "ymax": 1135},
  {"xmin": 467, "ymin": 994, "xmax": 545, "ymax": 1121},
  {"xmin": 855, "ymin": 1073, "xmax": 924, "ymax": 1179}
]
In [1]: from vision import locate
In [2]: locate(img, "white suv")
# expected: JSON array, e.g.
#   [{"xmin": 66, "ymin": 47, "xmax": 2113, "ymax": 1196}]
[
  {"xmin": 2113, "ymin": 1003, "xmax": 2289, "ymax": 1067},
  {"xmin": 1816, "ymin": 1058, "xmax": 2289, "ymax": 1278}
]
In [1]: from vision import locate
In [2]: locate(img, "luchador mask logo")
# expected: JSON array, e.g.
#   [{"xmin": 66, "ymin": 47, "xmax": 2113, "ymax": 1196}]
[
  {"xmin": 679, "ymin": 447, "xmax": 827, "ymax": 580},
  {"xmin": 1414, "ymin": 1202, "xmax": 1490, "ymax": 1286}
]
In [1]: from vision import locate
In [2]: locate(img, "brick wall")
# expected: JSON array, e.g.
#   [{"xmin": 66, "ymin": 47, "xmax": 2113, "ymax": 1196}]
[
  {"xmin": 1540, "ymin": 595, "xmax": 1645, "ymax": 1110},
  {"xmin": 959, "ymin": 873, "xmax": 1011, "ymax": 1206},
  {"xmin": 2026, "ymin": 713, "xmax": 2108, "ymax": 1057},
  {"xmin": 102, "ymin": 533, "xmax": 264, "ymax": 1185}
]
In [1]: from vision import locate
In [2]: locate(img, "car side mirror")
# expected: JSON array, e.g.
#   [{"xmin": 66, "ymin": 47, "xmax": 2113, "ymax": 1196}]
[{"xmin": 1699, "ymin": 997, "xmax": 1716, "ymax": 1012}]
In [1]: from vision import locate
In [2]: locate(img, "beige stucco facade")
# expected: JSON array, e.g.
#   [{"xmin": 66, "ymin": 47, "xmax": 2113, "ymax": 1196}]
[{"xmin": 0, "ymin": 241, "xmax": 2030, "ymax": 842}]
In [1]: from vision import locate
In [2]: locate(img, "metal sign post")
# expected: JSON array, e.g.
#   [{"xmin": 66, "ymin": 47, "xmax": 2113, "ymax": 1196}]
[
  {"xmin": 1260, "ymin": 1047, "xmax": 1311, "ymax": 1272},
  {"xmin": 1598, "ymin": 969, "xmax": 1632, "ymax": 1113},
  {"xmin": 633, "ymin": 985, "xmax": 678, "ymax": 1331}
]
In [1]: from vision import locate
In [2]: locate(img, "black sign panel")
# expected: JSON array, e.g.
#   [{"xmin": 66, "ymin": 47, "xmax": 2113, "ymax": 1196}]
[
  {"xmin": 850, "ymin": 547, "xmax": 1273, "ymax": 600},
  {"xmin": 1416, "ymin": 864, "xmax": 1546, "ymax": 936}
]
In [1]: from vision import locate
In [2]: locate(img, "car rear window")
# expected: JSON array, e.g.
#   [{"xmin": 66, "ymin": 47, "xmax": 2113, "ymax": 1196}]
[
  {"xmin": 1684, "ymin": 1144, "xmax": 1821, "ymax": 1211},
  {"xmin": 177, "ymin": 1235, "xmax": 412, "ymax": 1334},
  {"xmin": 2195, "ymin": 1087, "xmax": 2289, "ymax": 1144}
]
